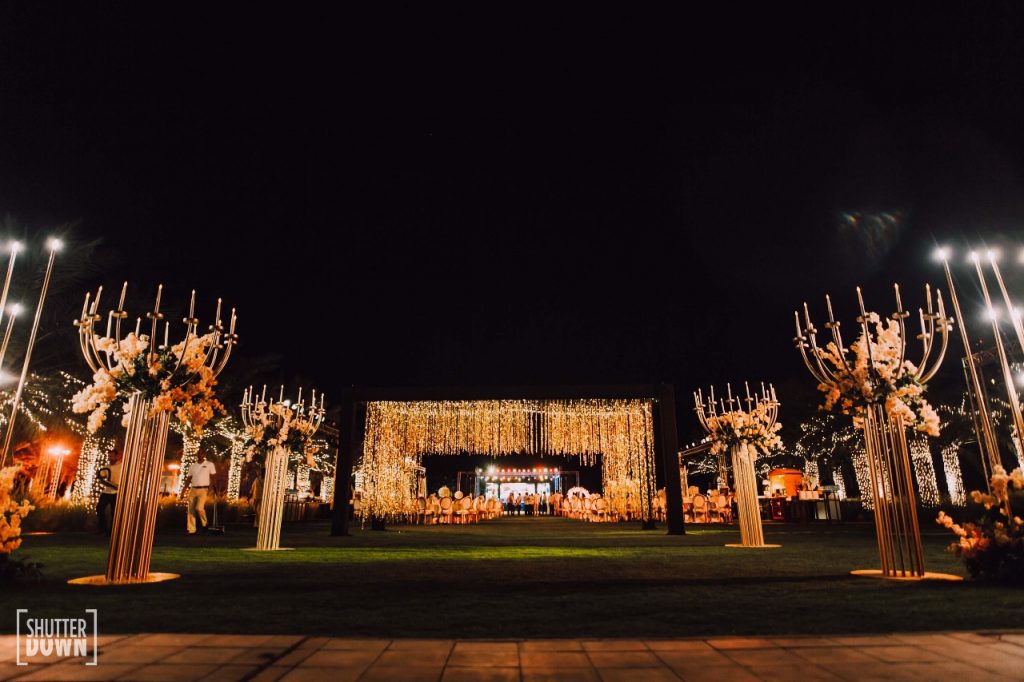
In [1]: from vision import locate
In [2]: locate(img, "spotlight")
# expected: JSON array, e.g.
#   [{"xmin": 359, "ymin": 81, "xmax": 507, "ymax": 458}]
[
  {"xmin": 969, "ymin": 251, "xmax": 980, "ymax": 263},
  {"xmin": 933, "ymin": 246, "xmax": 950, "ymax": 262},
  {"xmin": 7, "ymin": 303, "xmax": 21, "ymax": 317},
  {"xmin": 8, "ymin": 241, "xmax": 22, "ymax": 254},
  {"xmin": 46, "ymin": 237, "xmax": 63, "ymax": 252},
  {"xmin": 987, "ymin": 249, "xmax": 1000, "ymax": 262}
]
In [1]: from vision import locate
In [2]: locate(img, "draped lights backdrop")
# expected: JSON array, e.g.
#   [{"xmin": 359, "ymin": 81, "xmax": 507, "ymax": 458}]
[{"xmin": 358, "ymin": 399, "xmax": 657, "ymax": 523}]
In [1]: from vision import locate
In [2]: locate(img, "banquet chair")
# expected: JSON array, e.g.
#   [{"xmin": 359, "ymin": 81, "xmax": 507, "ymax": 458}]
[
  {"xmin": 439, "ymin": 496, "xmax": 454, "ymax": 524},
  {"xmin": 414, "ymin": 496, "xmax": 427, "ymax": 525},
  {"xmin": 707, "ymin": 493, "xmax": 721, "ymax": 522},
  {"xmin": 591, "ymin": 497, "xmax": 607, "ymax": 522},
  {"xmin": 454, "ymin": 495, "xmax": 473, "ymax": 524},
  {"xmin": 714, "ymin": 494, "xmax": 733, "ymax": 523},
  {"xmin": 692, "ymin": 494, "xmax": 709, "ymax": 523}
]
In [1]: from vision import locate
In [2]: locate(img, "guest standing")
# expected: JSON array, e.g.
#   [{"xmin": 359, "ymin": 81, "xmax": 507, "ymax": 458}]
[
  {"xmin": 186, "ymin": 451, "xmax": 216, "ymax": 535},
  {"xmin": 95, "ymin": 453, "xmax": 121, "ymax": 534}
]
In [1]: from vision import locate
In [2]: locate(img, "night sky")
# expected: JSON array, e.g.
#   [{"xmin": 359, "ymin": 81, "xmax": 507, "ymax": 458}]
[{"xmin": 2, "ymin": 5, "xmax": 1024, "ymax": 442}]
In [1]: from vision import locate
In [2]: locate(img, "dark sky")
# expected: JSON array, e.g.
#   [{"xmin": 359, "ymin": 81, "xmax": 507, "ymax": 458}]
[{"xmin": 2, "ymin": 5, "xmax": 1024, "ymax": 439}]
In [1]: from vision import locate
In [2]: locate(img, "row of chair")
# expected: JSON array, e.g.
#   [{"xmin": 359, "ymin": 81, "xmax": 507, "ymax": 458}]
[{"xmin": 411, "ymin": 494, "xmax": 503, "ymax": 524}]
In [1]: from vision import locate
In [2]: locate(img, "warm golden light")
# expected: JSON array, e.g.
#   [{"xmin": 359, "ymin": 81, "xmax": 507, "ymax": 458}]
[{"xmin": 358, "ymin": 399, "xmax": 657, "ymax": 523}]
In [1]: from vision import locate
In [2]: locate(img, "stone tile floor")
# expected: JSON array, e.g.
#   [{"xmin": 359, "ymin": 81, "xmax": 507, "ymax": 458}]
[{"xmin": 1, "ymin": 631, "xmax": 1022, "ymax": 681}]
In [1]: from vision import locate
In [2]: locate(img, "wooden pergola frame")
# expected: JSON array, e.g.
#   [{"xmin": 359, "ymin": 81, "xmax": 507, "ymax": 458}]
[{"xmin": 329, "ymin": 384, "xmax": 685, "ymax": 536}]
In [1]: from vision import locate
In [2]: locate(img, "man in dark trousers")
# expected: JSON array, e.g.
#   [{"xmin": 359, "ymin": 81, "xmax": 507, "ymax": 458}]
[{"xmin": 96, "ymin": 451, "xmax": 121, "ymax": 534}]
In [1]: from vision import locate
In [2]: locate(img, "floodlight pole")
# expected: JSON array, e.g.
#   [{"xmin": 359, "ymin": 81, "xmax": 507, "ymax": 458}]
[
  {"xmin": 330, "ymin": 393, "xmax": 358, "ymax": 536},
  {"xmin": 658, "ymin": 383, "xmax": 686, "ymax": 535}
]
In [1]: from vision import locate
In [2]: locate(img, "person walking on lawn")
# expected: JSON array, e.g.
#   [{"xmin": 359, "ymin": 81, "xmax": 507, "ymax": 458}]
[{"xmin": 186, "ymin": 451, "xmax": 216, "ymax": 535}]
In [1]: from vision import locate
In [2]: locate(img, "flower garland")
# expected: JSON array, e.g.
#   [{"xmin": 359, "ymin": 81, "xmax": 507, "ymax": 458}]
[
  {"xmin": 817, "ymin": 312, "xmax": 940, "ymax": 436},
  {"xmin": 243, "ymin": 402, "xmax": 319, "ymax": 468},
  {"xmin": 0, "ymin": 466, "xmax": 33, "ymax": 554},
  {"xmin": 704, "ymin": 404, "xmax": 783, "ymax": 457},
  {"xmin": 937, "ymin": 466, "xmax": 1024, "ymax": 582},
  {"xmin": 71, "ymin": 332, "xmax": 225, "ymax": 434}
]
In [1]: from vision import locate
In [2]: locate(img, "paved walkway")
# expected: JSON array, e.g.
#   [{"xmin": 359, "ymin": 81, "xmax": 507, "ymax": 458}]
[{"xmin": 2, "ymin": 631, "xmax": 1023, "ymax": 681}]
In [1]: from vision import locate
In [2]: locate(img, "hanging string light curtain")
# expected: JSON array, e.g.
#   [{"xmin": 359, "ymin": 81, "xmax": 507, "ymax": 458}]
[{"xmin": 359, "ymin": 399, "xmax": 657, "ymax": 522}]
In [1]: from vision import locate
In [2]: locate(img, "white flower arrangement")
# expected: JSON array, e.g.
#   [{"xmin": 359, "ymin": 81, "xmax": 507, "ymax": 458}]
[
  {"xmin": 817, "ymin": 312, "xmax": 940, "ymax": 436},
  {"xmin": 704, "ymin": 403, "xmax": 783, "ymax": 457}
]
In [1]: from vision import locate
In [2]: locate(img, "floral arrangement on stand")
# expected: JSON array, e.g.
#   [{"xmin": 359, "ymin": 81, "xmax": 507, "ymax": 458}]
[
  {"xmin": 817, "ymin": 312, "xmax": 940, "ymax": 436},
  {"xmin": 0, "ymin": 465, "xmax": 40, "ymax": 579},
  {"xmin": 937, "ymin": 466, "xmax": 1024, "ymax": 583},
  {"xmin": 242, "ymin": 396, "xmax": 321, "ymax": 469},
  {"xmin": 71, "ymin": 331, "xmax": 225, "ymax": 434},
  {"xmin": 703, "ymin": 401, "xmax": 783, "ymax": 457}
]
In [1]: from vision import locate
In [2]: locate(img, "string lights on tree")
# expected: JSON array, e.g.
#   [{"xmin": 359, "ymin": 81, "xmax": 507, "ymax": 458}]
[
  {"xmin": 909, "ymin": 437, "xmax": 941, "ymax": 507},
  {"xmin": 941, "ymin": 444, "xmax": 966, "ymax": 507},
  {"xmin": 832, "ymin": 467, "xmax": 847, "ymax": 500}
]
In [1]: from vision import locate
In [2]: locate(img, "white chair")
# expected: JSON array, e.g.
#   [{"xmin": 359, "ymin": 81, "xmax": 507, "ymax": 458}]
[
  {"xmin": 439, "ymin": 496, "xmax": 454, "ymax": 524},
  {"xmin": 692, "ymin": 494, "xmax": 709, "ymax": 523}
]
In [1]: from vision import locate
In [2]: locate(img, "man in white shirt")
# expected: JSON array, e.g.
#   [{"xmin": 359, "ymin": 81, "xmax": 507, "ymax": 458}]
[{"xmin": 186, "ymin": 451, "xmax": 216, "ymax": 535}]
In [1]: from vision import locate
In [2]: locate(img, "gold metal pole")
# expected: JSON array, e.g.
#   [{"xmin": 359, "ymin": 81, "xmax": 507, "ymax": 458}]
[
  {"xmin": 942, "ymin": 254, "xmax": 1002, "ymax": 472},
  {"xmin": 0, "ymin": 241, "xmax": 59, "ymax": 468},
  {"xmin": 972, "ymin": 254, "xmax": 1024, "ymax": 468}
]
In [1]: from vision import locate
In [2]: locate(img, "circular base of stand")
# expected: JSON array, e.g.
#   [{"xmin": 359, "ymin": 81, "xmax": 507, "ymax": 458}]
[
  {"xmin": 850, "ymin": 569, "xmax": 963, "ymax": 582},
  {"xmin": 241, "ymin": 547, "xmax": 294, "ymax": 552},
  {"xmin": 725, "ymin": 543, "xmax": 782, "ymax": 549},
  {"xmin": 68, "ymin": 572, "xmax": 180, "ymax": 586}
]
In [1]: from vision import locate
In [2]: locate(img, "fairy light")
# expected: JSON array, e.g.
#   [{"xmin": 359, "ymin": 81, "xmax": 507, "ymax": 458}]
[
  {"xmin": 805, "ymin": 458, "xmax": 819, "ymax": 488},
  {"xmin": 851, "ymin": 446, "xmax": 874, "ymax": 510},
  {"xmin": 909, "ymin": 437, "xmax": 940, "ymax": 507},
  {"xmin": 832, "ymin": 467, "xmax": 847, "ymax": 500},
  {"xmin": 70, "ymin": 434, "xmax": 114, "ymax": 509},
  {"xmin": 174, "ymin": 432, "xmax": 201, "ymax": 497},
  {"xmin": 358, "ymin": 399, "xmax": 657, "ymax": 523},
  {"xmin": 295, "ymin": 463, "xmax": 310, "ymax": 494},
  {"xmin": 941, "ymin": 443, "xmax": 966, "ymax": 507},
  {"xmin": 321, "ymin": 471, "xmax": 335, "ymax": 504},
  {"xmin": 1013, "ymin": 432, "xmax": 1024, "ymax": 471},
  {"xmin": 226, "ymin": 437, "xmax": 244, "ymax": 501}
]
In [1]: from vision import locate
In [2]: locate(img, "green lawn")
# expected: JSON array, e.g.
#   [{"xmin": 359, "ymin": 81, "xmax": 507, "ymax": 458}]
[{"xmin": 2, "ymin": 517, "xmax": 1018, "ymax": 638}]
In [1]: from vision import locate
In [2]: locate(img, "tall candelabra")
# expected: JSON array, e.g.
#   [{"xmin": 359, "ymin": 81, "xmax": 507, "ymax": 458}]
[
  {"xmin": 794, "ymin": 283, "xmax": 959, "ymax": 580},
  {"xmin": 240, "ymin": 385, "xmax": 325, "ymax": 551},
  {"xmin": 694, "ymin": 382, "xmax": 780, "ymax": 548},
  {"xmin": 71, "ymin": 283, "xmax": 236, "ymax": 584}
]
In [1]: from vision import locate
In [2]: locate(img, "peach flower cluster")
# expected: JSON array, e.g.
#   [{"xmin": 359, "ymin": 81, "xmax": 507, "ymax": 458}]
[
  {"xmin": 72, "ymin": 332, "xmax": 224, "ymax": 434},
  {"xmin": 0, "ymin": 466, "xmax": 33, "ymax": 554},
  {"xmin": 937, "ymin": 466, "xmax": 1024, "ymax": 580},
  {"xmin": 704, "ymin": 403, "xmax": 783, "ymax": 457}
]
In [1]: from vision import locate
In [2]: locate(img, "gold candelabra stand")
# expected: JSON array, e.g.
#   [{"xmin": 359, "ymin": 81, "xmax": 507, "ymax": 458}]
[
  {"xmin": 70, "ymin": 283, "xmax": 237, "ymax": 585},
  {"xmin": 240, "ymin": 384, "xmax": 325, "ymax": 551},
  {"xmin": 694, "ymin": 382, "xmax": 780, "ymax": 548},
  {"xmin": 793, "ymin": 283, "xmax": 960, "ymax": 580}
]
